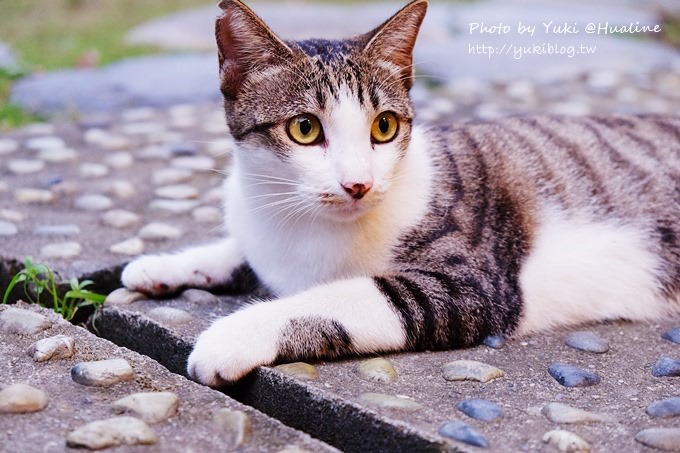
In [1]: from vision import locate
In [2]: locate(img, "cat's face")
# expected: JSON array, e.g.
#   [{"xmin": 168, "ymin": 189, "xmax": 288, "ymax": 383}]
[{"xmin": 216, "ymin": 0, "xmax": 427, "ymax": 222}]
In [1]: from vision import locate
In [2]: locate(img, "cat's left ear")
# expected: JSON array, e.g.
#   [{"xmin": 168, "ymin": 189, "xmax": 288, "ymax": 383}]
[{"xmin": 362, "ymin": 0, "xmax": 428, "ymax": 90}]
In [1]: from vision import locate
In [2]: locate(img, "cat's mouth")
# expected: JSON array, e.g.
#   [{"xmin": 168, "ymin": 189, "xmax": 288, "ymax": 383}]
[{"xmin": 318, "ymin": 193, "xmax": 378, "ymax": 221}]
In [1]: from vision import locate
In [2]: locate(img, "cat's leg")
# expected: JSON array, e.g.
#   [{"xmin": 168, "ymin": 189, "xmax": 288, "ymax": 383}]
[
  {"xmin": 187, "ymin": 277, "xmax": 407, "ymax": 385},
  {"xmin": 121, "ymin": 237, "xmax": 245, "ymax": 296}
]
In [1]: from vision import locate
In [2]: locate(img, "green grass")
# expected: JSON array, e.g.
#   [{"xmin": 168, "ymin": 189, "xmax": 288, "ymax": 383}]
[{"xmin": 661, "ymin": 12, "xmax": 680, "ymax": 49}]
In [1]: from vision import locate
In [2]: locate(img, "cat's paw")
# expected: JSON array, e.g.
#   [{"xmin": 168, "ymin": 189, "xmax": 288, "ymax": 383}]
[{"xmin": 121, "ymin": 255, "xmax": 211, "ymax": 296}]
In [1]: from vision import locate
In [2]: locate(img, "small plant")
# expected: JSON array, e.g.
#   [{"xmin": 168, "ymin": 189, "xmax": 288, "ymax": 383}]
[{"xmin": 2, "ymin": 257, "xmax": 106, "ymax": 321}]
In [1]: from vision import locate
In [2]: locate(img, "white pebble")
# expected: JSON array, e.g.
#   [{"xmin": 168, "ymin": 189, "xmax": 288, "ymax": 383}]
[
  {"xmin": 41, "ymin": 242, "xmax": 82, "ymax": 259},
  {"xmin": 24, "ymin": 136, "xmax": 65, "ymax": 151},
  {"xmin": 14, "ymin": 188, "xmax": 55, "ymax": 204},
  {"xmin": 192, "ymin": 206, "xmax": 222, "ymax": 223},
  {"xmin": 152, "ymin": 168, "xmax": 193, "ymax": 185},
  {"xmin": 66, "ymin": 416, "xmax": 157, "ymax": 449},
  {"xmin": 75, "ymin": 194, "xmax": 113, "ymax": 211},
  {"xmin": 0, "ymin": 383, "xmax": 49, "ymax": 414},
  {"xmin": 171, "ymin": 156, "xmax": 216, "ymax": 171},
  {"xmin": 206, "ymin": 138, "xmax": 235, "ymax": 157},
  {"xmin": 101, "ymin": 210, "xmax": 140, "ymax": 229},
  {"xmin": 0, "ymin": 138, "xmax": 19, "ymax": 155},
  {"xmin": 0, "ymin": 209, "xmax": 24, "ymax": 222},
  {"xmin": 107, "ymin": 180, "xmax": 136, "ymax": 199},
  {"xmin": 79, "ymin": 163, "xmax": 109, "ymax": 178},
  {"xmin": 155, "ymin": 184, "xmax": 199, "ymax": 200},
  {"xmin": 542, "ymin": 429, "xmax": 591, "ymax": 453},
  {"xmin": 150, "ymin": 199, "xmax": 199, "ymax": 213},
  {"xmin": 105, "ymin": 288, "xmax": 146, "ymax": 306},
  {"xmin": 0, "ymin": 308, "xmax": 52, "ymax": 334},
  {"xmin": 112, "ymin": 392, "xmax": 179, "ymax": 423},
  {"xmin": 37, "ymin": 147, "xmax": 77, "ymax": 163},
  {"xmin": 71, "ymin": 359, "xmax": 134, "ymax": 387},
  {"xmin": 28, "ymin": 335, "xmax": 76, "ymax": 362},
  {"xmin": 109, "ymin": 237, "xmax": 144, "ymax": 256},
  {"xmin": 138, "ymin": 223, "xmax": 182, "ymax": 241},
  {"xmin": 0, "ymin": 220, "xmax": 18, "ymax": 236},
  {"xmin": 7, "ymin": 159, "xmax": 45, "ymax": 174},
  {"xmin": 105, "ymin": 152, "xmax": 134, "ymax": 168}
]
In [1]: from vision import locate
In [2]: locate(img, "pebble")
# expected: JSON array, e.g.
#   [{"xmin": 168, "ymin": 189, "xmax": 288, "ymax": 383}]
[
  {"xmin": 66, "ymin": 416, "xmax": 157, "ymax": 449},
  {"xmin": 109, "ymin": 237, "xmax": 144, "ymax": 256},
  {"xmin": 541, "ymin": 403, "xmax": 611, "ymax": 424},
  {"xmin": 105, "ymin": 288, "xmax": 146, "ymax": 306},
  {"xmin": 107, "ymin": 180, "xmax": 136, "ymax": 198},
  {"xmin": 206, "ymin": 138, "xmax": 235, "ymax": 157},
  {"xmin": 171, "ymin": 156, "xmax": 216, "ymax": 171},
  {"xmin": 139, "ymin": 222, "xmax": 182, "ymax": 241},
  {"xmin": 22, "ymin": 124, "xmax": 55, "ymax": 135},
  {"xmin": 0, "ymin": 220, "xmax": 18, "ymax": 236},
  {"xmin": 152, "ymin": 168, "xmax": 193, "ymax": 185},
  {"xmin": 14, "ymin": 188, "xmax": 55, "ymax": 204},
  {"xmin": 139, "ymin": 144, "xmax": 172, "ymax": 160},
  {"xmin": 0, "ymin": 138, "xmax": 19, "ymax": 155},
  {"xmin": 41, "ymin": 242, "xmax": 82, "ymax": 259},
  {"xmin": 71, "ymin": 358, "xmax": 134, "ymax": 387},
  {"xmin": 193, "ymin": 206, "xmax": 222, "ymax": 223},
  {"xmin": 542, "ymin": 429, "xmax": 591, "ymax": 453},
  {"xmin": 213, "ymin": 409, "xmax": 252, "ymax": 447},
  {"xmin": 564, "ymin": 331, "xmax": 609, "ymax": 354},
  {"xmin": 0, "ymin": 209, "xmax": 24, "ymax": 222},
  {"xmin": 148, "ymin": 307, "xmax": 193, "ymax": 326},
  {"xmin": 75, "ymin": 194, "xmax": 113, "ymax": 211},
  {"xmin": 112, "ymin": 392, "xmax": 179, "ymax": 423},
  {"xmin": 121, "ymin": 107, "xmax": 156, "ymax": 122},
  {"xmin": 25, "ymin": 136, "xmax": 65, "ymax": 150},
  {"xmin": 548, "ymin": 363, "xmax": 601, "ymax": 388},
  {"xmin": 182, "ymin": 289, "xmax": 219, "ymax": 304},
  {"xmin": 442, "ymin": 360, "xmax": 505, "ymax": 383},
  {"xmin": 635, "ymin": 428, "xmax": 680, "ymax": 451},
  {"xmin": 482, "ymin": 335, "xmax": 506, "ymax": 349},
  {"xmin": 7, "ymin": 159, "xmax": 45, "ymax": 174},
  {"xmin": 79, "ymin": 162, "xmax": 110, "ymax": 179},
  {"xmin": 457, "ymin": 399, "xmax": 504, "ymax": 422},
  {"xmin": 203, "ymin": 187, "xmax": 225, "ymax": 203},
  {"xmin": 102, "ymin": 209, "xmax": 140, "ymax": 229},
  {"xmin": 652, "ymin": 357, "xmax": 680, "ymax": 378},
  {"xmin": 358, "ymin": 393, "xmax": 422, "ymax": 412},
  {"xmin": 155, "ymin": 184, "xmax": 199, "ymax": 200},
  {"xmin": 169, "ymin": 141, "xmax": 198, "ymax": 156},
  {"xmin": 27, "ymin": 335, "xmax": 75, "ymax": 362},
  {"xmin": 0, "ymin": 383, "xmax": 49, "ymax": 414},
  {"xmin": 105, "ymin": 151, "xmax": 134, "ymax": 168},
  {"xmin": 646, "ymin": 397, "xmax": 680, "ymax": 418},
  {"xmin": 0, "ymin": 181, "xmax": 7, "ymax": 193},
  {"xmin": 662, "ymin": 327, "xmax": 680, "ymax": 345},
  {"xmin": 438, "ymin": 420, "xmax": 488, "ymax": 448},
  {"xmin": 33, "ymin": 224, "xmax": 80, "ymax": 236},
  {"xmin": 356, "ymin": 358, "xmax": 398, "ymax": 384},
  {"xmin": 84, "ymin": 129, "xmax": 130, "ymax": 149},
  {"xmin": 0, "ymin": 308, "xmax": 52, "ymax": 334},
  {"xmin": 275, "ymin": 362, "xmax": 319, "ymax": 381},
  {"xmin": 37, "ymin": 147, "xmax": 77, "ymax": 162},
  {"xmin": 121, "ymin": 121, "xmax": 166, "ymax": 135},
  {"xmin": 149, "ymin": 199, "xmax": 199, "ymax": 213}
]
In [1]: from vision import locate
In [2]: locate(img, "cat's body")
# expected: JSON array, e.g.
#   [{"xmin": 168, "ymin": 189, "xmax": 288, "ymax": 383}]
[{"xmin": 121, "ymin": 0, "xmax": 680, "ymax": 386}]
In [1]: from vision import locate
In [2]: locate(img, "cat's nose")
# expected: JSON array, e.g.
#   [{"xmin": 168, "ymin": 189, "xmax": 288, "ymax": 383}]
[{"xmin": 342, "ymin": 182, "xmax": 372, "ymax": 200}]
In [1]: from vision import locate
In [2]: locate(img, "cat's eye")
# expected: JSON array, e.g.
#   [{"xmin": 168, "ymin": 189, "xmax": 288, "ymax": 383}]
[
  {"xmin": 371, "ymin": 112, "xmax": 399, "ymax": 144},
  {"xmin": 287, "ymin": 114, "xmax": 324, "ymax": 146}
]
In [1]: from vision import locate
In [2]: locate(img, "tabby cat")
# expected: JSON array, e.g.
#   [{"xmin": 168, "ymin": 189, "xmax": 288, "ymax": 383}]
[{"xmin": 121, "ymin": 0, "xmax": 680, "ymax": 386}]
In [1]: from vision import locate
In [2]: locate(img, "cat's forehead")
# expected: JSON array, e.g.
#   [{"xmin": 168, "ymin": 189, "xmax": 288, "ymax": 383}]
[{"xmin": 291, "ymin": 38, "xmax": 362, "ymax": 63}]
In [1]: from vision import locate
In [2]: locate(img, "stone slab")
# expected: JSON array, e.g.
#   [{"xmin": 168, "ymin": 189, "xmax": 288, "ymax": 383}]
[
  {"xmin": 0, "ymin": 302, "xmax": 337, "ymax": 452},
  {"xmin": 95, "ymin": 293, "xmax": 680, "ymax": 452}
]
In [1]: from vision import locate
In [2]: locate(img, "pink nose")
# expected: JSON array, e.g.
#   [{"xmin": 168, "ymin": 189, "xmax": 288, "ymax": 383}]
[{"xmin": 342, "ymin": 182, "xmax": 372, "ymax": 200}]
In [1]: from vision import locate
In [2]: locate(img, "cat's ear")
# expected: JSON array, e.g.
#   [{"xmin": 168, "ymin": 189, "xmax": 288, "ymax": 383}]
[
  {"xmin": 215, "ymin": 0, "xmax": 293, "ymax": 99},
  {"xmin": 362, "ymin": 0, "xmax": 428, "ymax": 90}
]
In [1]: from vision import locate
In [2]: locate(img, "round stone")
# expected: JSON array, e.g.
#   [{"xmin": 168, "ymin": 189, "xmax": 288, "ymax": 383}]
[
  {"xmin": 213, "ymin": 409, "xmax": 252, "ymax": 447},
  {"xmin": 356, "ymin": 358, "xmax": 398, "ymax": 384},
  {"xmin": 0, "ymin": 181, "xmax": 7, "ymax": 193},
  {"xmin": 107, "ymin": 180, "xmax": 136, "ymax": 199},
  {"xmin": 22, "ymin": 124, "xmax": 55, "ymax": 135},
  {"xmin": 109, "ymin": 237, "xmax": 144, "ymax": 256},
  {"xmin": 37, "ymin": 147, "xmax": 77, "ymax": 163},
  {"xmin": 155, "ymin": 184, "xmax": 199, "ymax": 200},
  {"xmin": 646, "ymin": 397, "xmax": 680, "ymax": 418},
  {"xmin": 25, "ymin": 136, "xmax": 65, "ymax": 150},
  {"xmin": 442, "ymin": 360, "xmax": 505, "ymax": 383},
  {"xmin": 358, "ymin": 393, "xmax": 422, "ymax": 412},
  {"xmin": 171, "ymin": 156, "xmax": 216, "ymax": 171},
  {"xmin": 193, "ymin": 206, "xmax": 222, "ymax": 223},
  {"xmin": 112, "ymin": 392, "xmax": 179, "ymax": 423},
  {"xmin": 7, "ymin": 159, "xmax": 45, "ymax": 174},
  {"xmin": 152, "ymin": 168, "xmax": 193, "ymax": 185},
  {"xmin": 102, "ymin": 210, "xmax": 140, "ymax": 229},
  {"xmin": 0, "ymin": 220, "xmax": 18, "ymax": 236},
  {"xmin": 542, "ymin": 429, "xmax": 591, "ymax": 453},
  {"xmin": 182, "ymin": 289, "xmax": 219, "ymax": 304},
  {"xmin": 79, "ymin": 163, "xmax": 109, "ymax": 178},
  {"xmin": 33, "ymin": 224, "xmax": 80, "ymax": 236},
  {"xmin": 206, "ymin": 138, "xmax": 235, "ymax": 157},
  {"xmin": 105, "ymin": 152, "xmax": 134, "ymax": 168},
  {"xmin": 139, "ymin": 144, "xmax": 172, "ymax": 160},
  {"xmin": 635, "ymin": 428, "xmax": 680, "ymax": 451},
  {"xmin": 549, "ymin": 101, "xmax": 592, "ymax": 116},
  {"xmin": 66, "ymin": 416, "xmax": 157, "ymax": 449},
  {"xmin": 652, "ymin": 357, "xmax": 680, "ymax": 378},
  {"xmin": 41, "ymin": 242, "xmax": 82, "ymax": 259},
  {"xmin": 662, "ymin": 327, "xmax": 680, "ymax": 345},
  {"xmin": 203, "ymin": 187, "xmax": 224, "ymax": 203},
  {"xmin": 0, "ymin": 308, "xmax": 52, "ymax": 334},
  {"xmin": 27, "ymin": 334, "xmax": 75, "ymax": 362},
  {"xmin": 505, "ymin": 79, "xmax": 536, "ymax": 100},
  {"xmin": 147, "ymin": 307, "xmax": 193, "ymax": 326},
  {"xmin": 121, "ymin": 121, "xmax": 166, "ymax": 135},
  {"xmin": 121, "ymin": 107, "xmax": 156, "ymax": 122},
  {"xmin": 168, "ymin": 141, "xmax": 198, "ymax": 156},
  {"xmin": 138, "ymin": 223, "xmax": 182, "ymax": 241},
  {"xmin": 0, "ymin": 138, "xmax": 19, "ymax": 155},
  {"xmin": 105, "ymin": 288, "xmax": 146, "ymax": 306},
  {"xmin": 71, "ymin": 358, "xmax": 134, "ymax": 387},
  {"xmin": 438, "ymin": 421, "xmax": 488, "ymax": 448},
  {"xmin": 75, "ymin": 194, "xmax": 113, "ymax": 211},
  {"xmin": 482, "ymin": 335, "xmax": 506, "ymax": 349},
  {"xmin": 548, "ymin": 363, "xmax": 601, "ymax": 388},
  {"xmin": 275, "ymin": 362, "xmax": 319, "ymax": 381},
  {"xmin": 457, "ymin": 399, "xmax": 504, "ymax": 422},
  {"xmin": 149, "ymin": 199, "xmax": 199, "ymax": 213},
  {"xmin": 0, "ymin": 209, "xmax": 24, "ymax": 222},
  {"xmin": 565, "ymin": 331, "xmax": 609, "ymax": 354},
  {"xmin": 541, "ymin": 403, "xmax": 611, "ymax": 424},
  {"xmin": 14, "ymin": 188, "xmax": 55, "ymax": 204},
  {"xmin": 0, "ymin": 383, "xmax": 49, "ymax": 414}
]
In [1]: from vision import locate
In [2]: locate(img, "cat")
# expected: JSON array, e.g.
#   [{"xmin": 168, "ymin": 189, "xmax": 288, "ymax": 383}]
[{"xmin": 121, "ymin": 0, "xmax": 680, "ymax": 387}]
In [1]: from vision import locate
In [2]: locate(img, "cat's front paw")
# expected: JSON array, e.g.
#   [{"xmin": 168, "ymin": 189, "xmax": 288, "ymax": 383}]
[{"xmin": 121, "ymin": 255, "xmax": 203, "ymax": 296}]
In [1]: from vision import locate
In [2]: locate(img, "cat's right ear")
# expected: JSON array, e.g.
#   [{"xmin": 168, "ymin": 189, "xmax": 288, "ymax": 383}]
[{"xmin": 216, "ymin": 0, "xmax": 293, "ymax": 99}]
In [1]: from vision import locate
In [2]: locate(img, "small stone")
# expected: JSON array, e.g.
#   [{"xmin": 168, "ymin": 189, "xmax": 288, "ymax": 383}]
[
  {"xmin": 121, "ymin": 121, "xmax": 166, "ymax": 135},
  {"xmin": 112, "ymin": 392, "xmax": 179, "ymax": 423},
  {"xmin": 0, "ymin": 181, "xmax": 7, "ymax": 193},
  {"xmin": 66, "ymin": 416, "xmax": 157, "ymax": 449},
  {"xmin": 213, "ymin": 409, "xmax": 252, "ymax": 447},
  {"xmin": 0, "ymin": 220, "xmax": 18, "ymax": 236},
  {"xmin": 277, "ymin": 447, "xmax": 312, "ymax": 453},
  {"xmin": 22, "ymin": 124, "xmax": 55, "ymax": 135},
  {"xmin": 0, "ymin": 383, "xmax": 48, "ymax": 414},
  {"xmin": 206, "ymin": 138, "xmax": 235, "ymax": 157},
  {"xmin": 75, "ymin": 194, "xmax": 113, "ymax": 211},
  {"xmin": 193, "ymin": 206, "xmax": 223, "ymax": 223},
  {"xmin": 358, "ymin": 393, "xmax": 422, "ymax": 412},
  {"xmin": 168, "ymin": 141, "xmax": 198, "ymax": 156},
  {"xmin": 541, "ymin": 403, "xmax": 611, "ymax": 424},
  {"xmin": 652, "ymin": 357, "xmax": 680, "ymax": 377},
  {"xmin": 542, "ymin": 429, "xmax": 591, "ymax": 453},
  {"xmin": 79, "ymin": 162, "xmax": 110, "ymax": 178},
  {"xmin": 0, "ymin": 308, "xmax": 52, "ymax": 334},
  {"xmin": 105, "ymin": 152, "xmax": 134, "ymax": 168},
  {"xmin": 457, "ymin": 399, "xmax": 504, "ymax": 422},
  {"xmin": 565, "ymin": 331, "xmax": 609, "ymax": 354},
  {"xmin": 148, "ymin": 307, "xmax": 193, "ymax": 326},
  {"xmin": 41, "ymin": 242, "xmax": 82, "ymax": 259},
  {"xmin": 662, "ymin": 327, "xmax": 680, "ymax": 345},
  {"xmin": 203, "ymin": 187, "xmax": 224, "ymax": 203},
  {"xmin": 356, "ymin": 358, "xmax": 398, "ymax": 384},
  {"xmin": 84, "ymin": 130, "xmax": 130, "ymax": 149},
  {"xmin": 152, "ymin": 168, "xmax": 193, "ymax": 185},
  {"xmin": 0, "ymin": 209, "xmax": 24, "ymax": 222},
  {"xmin": 438, "ymin": 421, "xmax": 488, "ymax": 448},
  {"xmin": 635, "ymin": 428, "xmax": 680, "ymax": 451},
  {"xmin": 28, "ymin": 335, "xmax": 75, "ymax": 362},
  {"xmin": 37, "ymin": 147, "xmax": 77, "ymax": 163},
  {"xmin": 139, "ymin": 144, "xmax": 172, "ymax": 160},
  {"xmin": 7, "ymin": 159, "xmax": 45, "ymax": 174},
  {"xmin": 149, "ymin": 199, "xmax": 199, "ymax": 214},
  {"xmin": 548, "ymin": 363, "xmax": 601, "ymax": 388},
  {"xmin": 182, "ymin": 289, "xmax": 219, "ymax": 304},
  {"xmin": 171, "ymin": 156, "xmax": 216, "ymax": 171},
  {"xmin": 102, "ymin": 210, "xmax": 140, "ymax": 229},
  {"xmin": 121, "ymin": 107, "xmax": 156, "ymax": 122},
  {"xmin": 275, "ymin": 362, "xmax": 319, "ymax": 381},
  {"xmin": 33, "ymin": 224, "xmax": 80, "ymax": 236},
  {"xmin": 0, "ymin": 138, "xmax": 19, "ymax": 155},
  {"xmin": 109, "ymin": 237, "xmax": 144, "ymax": 256},
  {"xmin": 14, "ymin": 188, "xmax": 55, "ymax": 204},
  {"xmin": 71, "ymin": 358, "xmax": 134, "ymax": 387},
  {"xmin": 442, "ymin": 360, "xmax": 505, "ymax": 383},
  {"xmin": 138, "ymin": 223, "xmax": 182, "ymax": 241},
  {"xmin": 155, "ymin": 184, "xmax": 199, "ymax": 200},
  {"xmin": 105, "ymin": 288, "xmax": 146, "ymax": 306},
  {"xmin": 107, "ymin": 180, "xmax": 136, "ymax": 198},
  {"xmin": 549, "ymin": 101, "xmax": 592, "ymax": 116},
  {"xmin": 646, "ymin": 397, "xmax": 680, "ymax": 418},
  {"xmin": 24, "ymin": 136, "xmax": 64, "ymax": 150},
  {"xmin": 483, "ymin": 335, "xmax": 506, "ymax": 349}
]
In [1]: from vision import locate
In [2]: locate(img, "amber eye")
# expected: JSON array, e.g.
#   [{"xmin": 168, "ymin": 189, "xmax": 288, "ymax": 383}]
[
  {"xmin": 287, "ymin": 114, "xmax": 323, "ymax": 145},
  {"xmin": 371, "ymin": 112, "xmax": 399, "ymax": 144}
]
